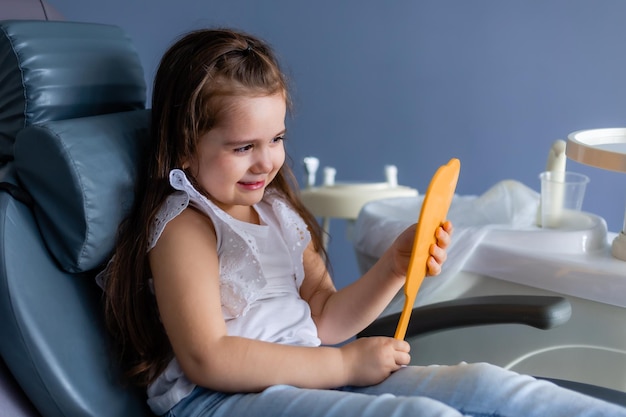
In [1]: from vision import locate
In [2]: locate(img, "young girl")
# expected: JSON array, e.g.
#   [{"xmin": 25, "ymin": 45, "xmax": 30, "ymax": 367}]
[{"xmin": 101, "ymin": 28, "xmax": 626, "ymax": 417}]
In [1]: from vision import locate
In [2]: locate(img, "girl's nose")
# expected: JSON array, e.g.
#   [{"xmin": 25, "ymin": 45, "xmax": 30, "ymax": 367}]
[{"xmin": 251, "ymin": 148, "xmax": 273, "ymax": 173}]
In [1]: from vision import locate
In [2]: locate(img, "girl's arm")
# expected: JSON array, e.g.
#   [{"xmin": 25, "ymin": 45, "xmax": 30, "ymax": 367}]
[
  {"xmin": 302, "ymin": 222, "xmax": 453, "ymax": 345},
  {"xmin": 150, "ymin": 208, "xmax": 410, "ymax": 393}
]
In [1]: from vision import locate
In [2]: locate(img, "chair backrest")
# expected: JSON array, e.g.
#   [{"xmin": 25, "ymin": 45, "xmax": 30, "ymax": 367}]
[{"xmin": 0, "ymin": 20, "xmax": 152, "ymax": 416}]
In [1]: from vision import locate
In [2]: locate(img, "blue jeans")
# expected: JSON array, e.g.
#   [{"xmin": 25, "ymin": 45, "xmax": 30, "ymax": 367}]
[{"xmin": 165, "ymin": 362, "xmax": 626, "ymax": 417}]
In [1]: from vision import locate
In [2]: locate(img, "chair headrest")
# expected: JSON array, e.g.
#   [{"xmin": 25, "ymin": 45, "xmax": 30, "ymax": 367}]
[
  {"xmin": 0, "ymin": 20, "xmax": 146, "ymax": 159},
  {"xmin": 14, "ymin": 109, "xmax": 150, "ymax": 273}
]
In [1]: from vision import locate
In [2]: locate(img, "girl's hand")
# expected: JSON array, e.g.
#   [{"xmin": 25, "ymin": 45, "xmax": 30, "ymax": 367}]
[
  {"xmin": 390, "ymin": 221, "xmax": 454, "ymax": 279},
  {"xmin": 339, "ymin": 337, "xmax": 410, "ymax": 386}
]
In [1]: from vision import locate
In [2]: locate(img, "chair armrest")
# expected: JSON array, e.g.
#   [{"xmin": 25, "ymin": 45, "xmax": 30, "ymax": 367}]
[{"xmin": 358, "ymin": 295, "xmax": 572, "ymax": 338}]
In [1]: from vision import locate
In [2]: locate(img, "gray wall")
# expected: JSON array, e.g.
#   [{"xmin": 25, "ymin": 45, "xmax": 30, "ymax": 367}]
[{"xmin": 49, "ymin": 0, "xmax": 626, "ymax": 288}]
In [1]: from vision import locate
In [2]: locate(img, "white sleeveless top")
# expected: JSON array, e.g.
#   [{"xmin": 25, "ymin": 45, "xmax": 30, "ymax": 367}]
[{"xmin": 145, "ymin": 169, "xmax": 321, "ymax": 414}]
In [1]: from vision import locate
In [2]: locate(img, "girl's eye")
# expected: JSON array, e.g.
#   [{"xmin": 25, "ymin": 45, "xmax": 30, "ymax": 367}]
[
  {"xmin": 272, "ymin": 135, "xmax": 285, "ymax": 144},
  {"xmin": 234, "ymin": 144, "xmax": 253, "ymax": 153}
]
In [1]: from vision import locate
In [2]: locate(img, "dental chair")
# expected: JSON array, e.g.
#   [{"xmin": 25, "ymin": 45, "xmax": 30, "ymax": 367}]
[
  {"xmin": 0, "ymin": 20, "xmax": 150, "ymax": 416},
  {"xmin": 0, "ymin": 20, "xmax": 624, "ymax": 417}
]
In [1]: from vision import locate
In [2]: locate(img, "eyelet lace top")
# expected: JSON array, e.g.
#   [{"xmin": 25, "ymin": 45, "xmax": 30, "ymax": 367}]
[{"xmin": 148, "ymin": 169, "xmax": 311, "ymax": 319}]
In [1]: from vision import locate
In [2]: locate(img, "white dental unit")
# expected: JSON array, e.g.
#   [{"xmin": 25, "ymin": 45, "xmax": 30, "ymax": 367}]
[
  {"xmin": 302, "ymin": 130, "xmax": 626, "ymax": 393},
  {"xmin": 300, "ymin": 157, "xmax": 418, "ymax": 248}
]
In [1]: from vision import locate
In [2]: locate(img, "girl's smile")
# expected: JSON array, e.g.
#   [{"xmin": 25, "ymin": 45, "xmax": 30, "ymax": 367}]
[{"xmin": 238, "ymin": 180, "xmax": 266, "ymax": 191}]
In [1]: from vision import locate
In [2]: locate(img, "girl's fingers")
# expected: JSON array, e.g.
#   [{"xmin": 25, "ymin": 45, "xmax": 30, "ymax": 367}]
[
  {"xmin": 394, "ymin": 350, "xmax": 411, "ymax": 366},
  {"xmin": 427, "ymin": 256, "xmax": 442, "ymax": 276},
  {"xmin": 393, "ymin": 339, "xmax": 411, "ymax": 352},
  {"xmin": 435, "ymin": 224, "xmax": 452, "ymax": 248},
  {"xmin": 392, "ymin": 340, "xmax": 411, "ymax": 366},
  {"xmin": 429, "ymin": 242, "xmax": 447, "ymax": 264}
]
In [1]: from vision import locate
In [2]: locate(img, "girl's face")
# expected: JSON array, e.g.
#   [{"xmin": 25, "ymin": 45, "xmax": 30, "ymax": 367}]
[{"xmin": 186, "ymin": 93, "xmax": 287, "ymax": 221}]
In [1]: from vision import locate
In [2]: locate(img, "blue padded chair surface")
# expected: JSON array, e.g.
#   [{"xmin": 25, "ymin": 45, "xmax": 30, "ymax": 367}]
[
  {"xmin": 14, "ymin": 109, "xmax": 150, "ymax": 273},
  {"xmin": 0, "ymin": 19, "xmax": 146, "ymax": 159},
  {"xmin": 0, "ymin": 189, "xmax": 152, "ymax": 417},
  {"xmin": 0, "ymin": 19, "xmax": 152, "ymax": 417},
  {"xmin": 1, "ymin": 108, "xmax": 151, "ymax": 416}
]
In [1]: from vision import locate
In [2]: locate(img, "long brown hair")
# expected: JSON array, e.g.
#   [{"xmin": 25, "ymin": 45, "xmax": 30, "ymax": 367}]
[{"xmin": 103, "ymin": 28, "xmax": 326, "ymax": 388}]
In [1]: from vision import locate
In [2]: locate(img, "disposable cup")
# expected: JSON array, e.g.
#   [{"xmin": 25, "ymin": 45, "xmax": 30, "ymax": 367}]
[{"xmin": 539, "ymin": 171, "xmax": 589, "ymax": 228}]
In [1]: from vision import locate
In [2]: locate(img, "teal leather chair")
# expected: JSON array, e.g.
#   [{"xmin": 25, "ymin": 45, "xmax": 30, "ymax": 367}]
[{"xmin": 0, "ymin": 20, "xmax": 151, "ymax": 416}]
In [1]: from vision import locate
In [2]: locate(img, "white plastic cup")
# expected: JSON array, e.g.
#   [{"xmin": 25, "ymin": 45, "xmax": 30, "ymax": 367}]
[{"xmin": 539, "ymin": 171, "xmax": 589, "ymax": 228}]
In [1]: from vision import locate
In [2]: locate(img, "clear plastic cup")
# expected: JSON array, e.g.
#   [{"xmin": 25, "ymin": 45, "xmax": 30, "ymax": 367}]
[{"xmin": 539, "ymin": 171, "xmax": 590, "ymax": 228}]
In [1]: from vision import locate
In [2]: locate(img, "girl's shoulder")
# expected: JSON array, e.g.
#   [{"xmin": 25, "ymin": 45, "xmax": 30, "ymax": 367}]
[
  {"xmin": 148, "ymin": 190, "xmax": 190, "ymax": 251},
  {"xmin": 148, "ymin": 169, "xmax": 221, "ymax": 251},
  {"xmin": 149, "ymin": 202, "xmax": 217, "ymax": 261}
]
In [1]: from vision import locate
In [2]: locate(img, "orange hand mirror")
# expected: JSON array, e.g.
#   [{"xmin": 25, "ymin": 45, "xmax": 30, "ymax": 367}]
[{"xmin": 394, "ymin": 158, "xmax": 460, "ymax": 340}]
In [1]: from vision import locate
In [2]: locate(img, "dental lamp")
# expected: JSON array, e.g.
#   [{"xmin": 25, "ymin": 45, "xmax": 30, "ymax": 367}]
[{"xmin": 566, "ymin": 128, "xmax": 626, "ymax": 261}]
